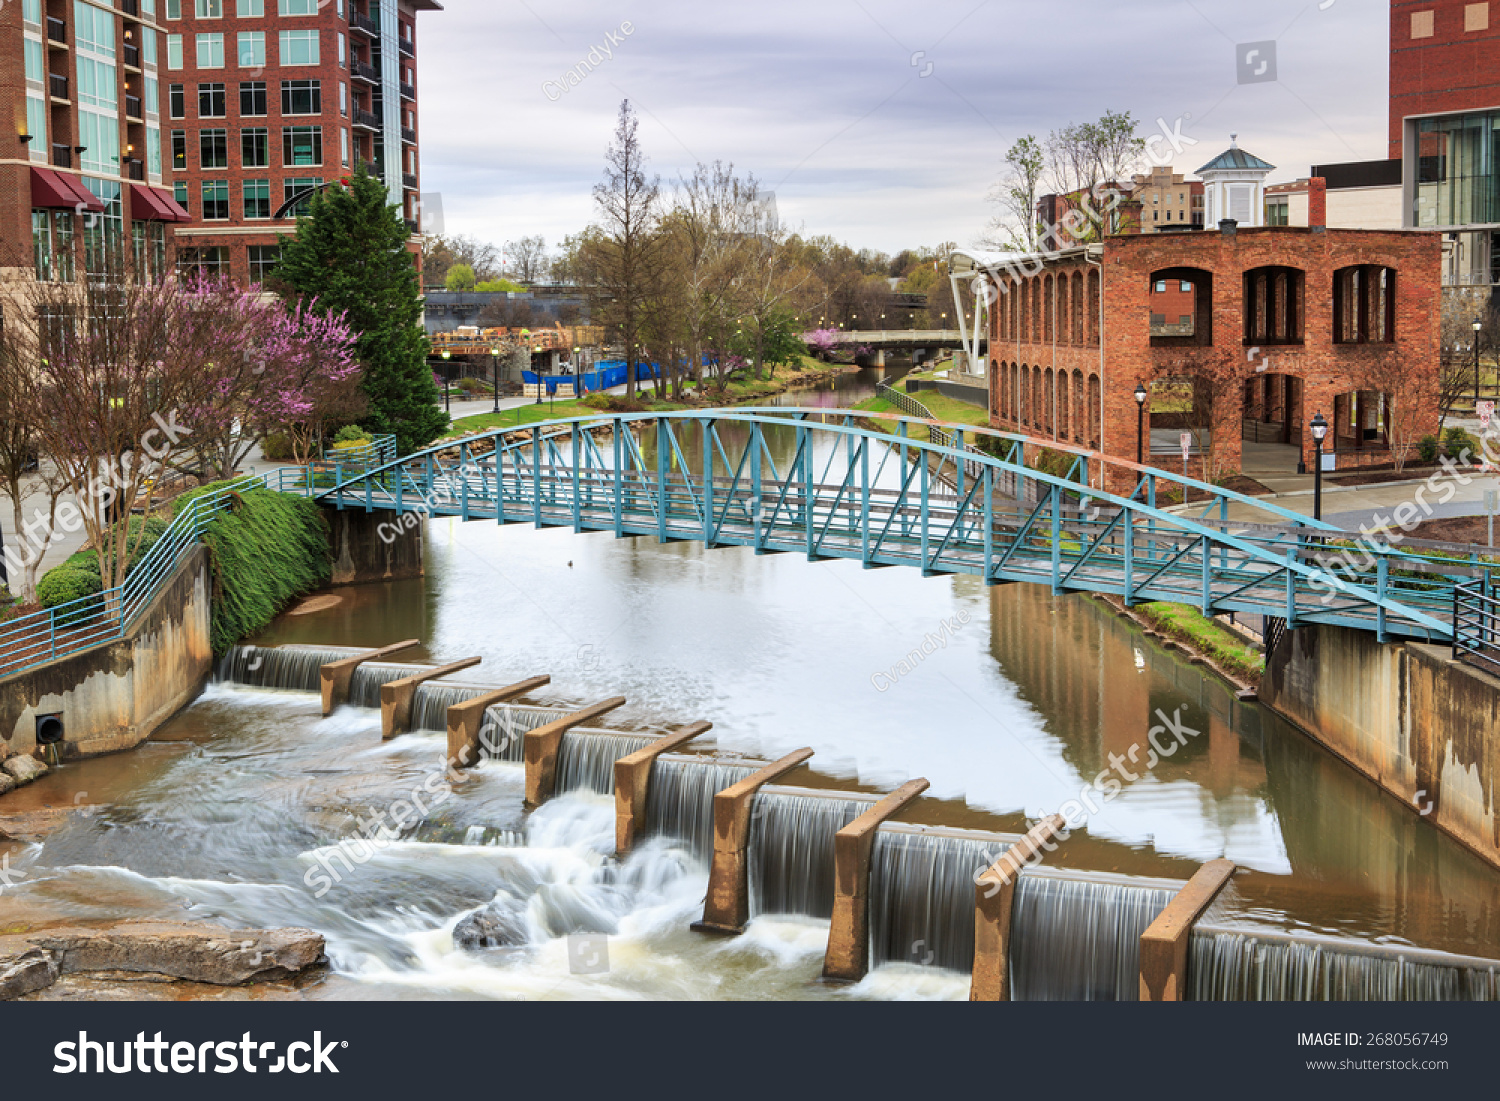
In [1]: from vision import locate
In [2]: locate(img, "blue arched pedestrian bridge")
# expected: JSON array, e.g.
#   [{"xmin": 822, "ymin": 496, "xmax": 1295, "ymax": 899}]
[{"xmin": 286, "ymin": 408, "xmax": 1492, "ymax": 644}]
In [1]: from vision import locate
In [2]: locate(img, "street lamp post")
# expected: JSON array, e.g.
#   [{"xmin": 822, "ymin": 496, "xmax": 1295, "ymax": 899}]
[
  {"xmin": 1134, "ymin": 383, "xmax": 1148, "ymax": 465},
  {"xmin": 1474, "ymin": 318, "xmax": 1484, "ymax": 408},
  {"xmin": 1310, "ymin": 411, "xmax": 1329, "ymax": 523},
  {"xmin": 440, "ymin": 350, "xmax": 452, "ymax": 415},
  {"xmin": 490, "ymin": 346, "xmax": 501, "ymax": 414}
]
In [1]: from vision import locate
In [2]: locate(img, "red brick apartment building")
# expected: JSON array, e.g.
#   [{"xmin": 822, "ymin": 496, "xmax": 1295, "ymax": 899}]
[
  {"xmin": 2, "ymin": 0, "xmax": 190, "ymax": 290},
  {"xmin": 984, "ymin": 221, "xmax": 1443, "ymax": 493},
  {"xmin": 161, "ymin": 0, "xmax": 437, "ymax": 284}
]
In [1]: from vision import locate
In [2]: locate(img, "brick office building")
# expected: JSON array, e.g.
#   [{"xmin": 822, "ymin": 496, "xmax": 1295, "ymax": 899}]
[
  {"xmin": 166, "ymin": 0, "xmax": 438, "ymax": 285},
  {"xmin": 2, "ymin": 0, "xmax": 189, "ymax": 291},
  {"xmin": 982, "ymin": 217, "xmax": 1443, "ymax": 494}
]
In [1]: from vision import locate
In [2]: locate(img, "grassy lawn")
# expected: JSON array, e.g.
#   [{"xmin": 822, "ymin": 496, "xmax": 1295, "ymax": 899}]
[
  {"xmin": 855, "ymin": 389, "xmax": 991, "ymax": 430},
  {"xmin": 1135, "ymin": 602, "xmax": 1265, "ymax": 682}
]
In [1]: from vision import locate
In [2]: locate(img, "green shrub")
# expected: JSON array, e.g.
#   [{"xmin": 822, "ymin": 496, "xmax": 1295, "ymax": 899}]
[
  {"xmin": 175, "ymin": 482, "xmax": 331, "ymax": 654},
  {"xmin": 457, "ymin": 376, "xmax": 493, "ymax": 396},
  {"xmin": 262, "ymin": 432, "xmax": 297, "ymax": 462},
  {"xmin": 1443, "ymin": 426, "xmax": 1476, "ymax": 460},
  {"xmin": 37, "ymin": 568, "xmax": 104, "ymax": 622},
  {"xmin": 1418, "ymin": 434, "xmax": 1441, "ymax": 462},
  {"xmin": 335, "ymin": 425, "xmax": 370, "ymax": 444}
]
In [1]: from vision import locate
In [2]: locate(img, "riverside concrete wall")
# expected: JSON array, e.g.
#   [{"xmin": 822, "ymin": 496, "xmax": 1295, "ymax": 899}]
[
  {"xmin": 1262, "ymin": 622, "xmax": 1500, "ymax": 868},
  {"xmin": 323, "ymin": 506, "xmax": 425, "ymax": 586},
  {"xmin": 0, "ymin": 548, "xmax": 214, "ymax": 761}
]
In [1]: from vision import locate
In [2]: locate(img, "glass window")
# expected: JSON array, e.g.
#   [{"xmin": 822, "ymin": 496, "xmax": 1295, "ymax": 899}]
[
  {"xmin": 77, "ymin": 56, "xmax": 118, "ymax": 110},
  {"xmin": 337, "ymin": 33, "xmax": 346, "ymax": 65},
  {"xmin": 200, "ymin": 128, "xmax": 229, "ymax": 168},
  {"xmin": 238, "ymin": 0, "xmax": 264, "ymax": 14},
  {"xmin": 282, "ymin": 125, "xmax": 322, "ymax": 166},
  {"xmin": 201, "ymin": 179, "xmax": 230, "ymax": 219},
  {"xmin": 283, "ymin": 177, "xmax": 322, "ymax": 217},
  {"xmin": 74, "ymin": 1, "xmax": 116, "ymax": 58},
  {"xmin": 169, "ymin": 84, "xmax": 185, "ymax": 118},
  {"xmin": 341, "ymin": 127, "xmax": 349, "ymax": 166},
  {"xmin": 166, "ymin": 0, "xmax": 181, "ymax": 17},
  {"xmin": 23, "ymin": 0, "xmax": 42, "ymax": 25},
  {"xmin": 33, "ymin": 210, "xmax": 54, "ymax": 281},
  {"xmin": 171, "ymin": 129, "xmax": 187, "ymax": 170},
  {"xmin": 25, "ymin": 96, "xmax": 47, "ymax": 152},
  {"xmin": 241, "ymin": 127, "xmax": 269, "ymax": 166},
  {"xmin": 144, "ymin": 77, "xmax": 159, "ymax": 116},
  {"xmin": 142, "ymin": 0, "xmax": 156, "ymax": 17},
  {"xmin": 280, "ymin": 29, "xmax": 320, "ymax": 66},
  {"xmin": 52, "ymin": 211, "xmax": 75, "ymax": 281},
  {"xmin": 197, "ymin": 33, "xmax": 226, "ymax": 69},
  {"xmin": 82, "ymin": 178, "xmax": 123, "ymax": 277},
  {"xmin": 198, "ymin": 82, "xmax": 226, "ymax": 117},
  {"xmin": 243, "ymin": 179, "xmax": 271, "ymax": 219},
  {"xmin": 174, "ymin": 180, "xmax": 190, "ymax": 215},
  {"xmin": 279, "ymin": 0, "xmax": 317, "ymax": 12},
  {"xmin": 195, "ymin": 0, "xmax": 222, "ymax": 15},
  {"xmin": 248, "ymin": 244, "xmax": 280, "ymax": 283},
  {"xmin": 281, "ymin": 80, "xmax": 321, "ymax": 115},
  {"xmin": 240, "ymin": 81, "xmax": 267, "ymax": 116},
  {"xmin": 24, "ymin": 38, "xmax": 44, "ymax": 83},
  {"xmin": 141, "ymin": 29, "xmax": 157, "ymax": 68},
  {"xmin": 146, "ymin": 126, "xmax": 162, "ymax": 176},
  {"xmin": 167, "ymin": 35, "xmax": 183, "ymax": 70},
  {"xmin": 178, "ymin": 246, "xmax": 230, "ymax": 280},
  {"xmin": 79, "ymin": 109, "xmax": 121, "ymax": 174},
  {"xmin": 238, "ymin": 31, "xmax": 265, "ymax": 68},
  {"xmin": 339, "ymin": 81, "xmax": 347, "ymax": 116},
  {"xmin": 131, "ymin": 221, "xmax": 166, "ymax": 282}
]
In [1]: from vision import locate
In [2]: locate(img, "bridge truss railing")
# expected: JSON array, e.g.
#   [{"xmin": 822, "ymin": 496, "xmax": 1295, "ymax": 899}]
[
  {"xmin": 308, "ymin": 409, "xmax": 1492, "ymax": 642},
  {"xmin": 1454, "ymin": 579, "xmax": 1500, "ymax": 677}
]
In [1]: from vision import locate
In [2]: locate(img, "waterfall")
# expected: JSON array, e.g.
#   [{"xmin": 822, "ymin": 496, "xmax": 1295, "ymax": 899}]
[
  {"xmin": 476, "ymin": 704, "xmax": 572, "ymax": 762},
  {"xmin": 215, "ymin": 644, "xmax": 362, "ymax": 691},
  {"xmin": 408, "ymin": 686, "xmax": 561, "ymax": 735},
  {"xmin": 748, "ymin": 790, "xmax": 875, "ymax": 920},
  {"xmin": 1008, "ymin": 871, "xmax": 1178, "ymax": 1001},
  {"xmin": 347, "ymin": 663, "xmax": 429, "ymax": 709},
  {"xmin": 554, "ymin": 730, "xmax": 659, "ymax": 796},
  {"xmin": 1190, "ymin": 928, "xmax": 1500, "ymax": 1001},
  {"xmin": 868, "ymin": 828, "xmax": 1007, "ymax": 973},
  {"xmin": 643, "ymin": 757, "xmax": 759, "ymax": 861}
]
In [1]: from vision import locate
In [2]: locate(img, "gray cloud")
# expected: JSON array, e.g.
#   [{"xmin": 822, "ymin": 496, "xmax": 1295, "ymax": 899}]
[{"xmin": 417, "ymin": 0, "xmax": 1388, "ymax": 254}]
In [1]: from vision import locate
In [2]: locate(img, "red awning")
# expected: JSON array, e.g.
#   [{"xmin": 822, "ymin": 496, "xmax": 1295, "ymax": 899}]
[
  {"xmin": 157, "ymin": 189, "xmax": 192, "ymax": 223},
  {"xmin": 129, "ymin": 183, "xmax": 174, "ymax": 222},
  {"xmin": 51, "ymin": 170, "xmax": 106, "ymax": 213},
  {"xmin": 29, "ymin": 167, "xmax": 87, "ymax": 210}
]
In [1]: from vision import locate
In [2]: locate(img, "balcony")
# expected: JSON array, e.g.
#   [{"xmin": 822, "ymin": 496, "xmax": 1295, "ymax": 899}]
[
  {"xmin": 399, "ymin": 38, "xmax": 414, "ymax": 58},
  {"xmin": 127, "ymin": 159, "xmax": 145, "ymax": 181},
  {"xmin": 351, "ymin": 59, "xmax": 380, "ymax": 84},
  {"xmin": 123, "ymin": 42, "xmax": 140, "ymax": 69},
  {"xmin": 47, "ymin": 16, "xmax": 66, "ymax": 45},
  {"xmin": 350, "ymin": 10, "xmax": 380, "ymax": 35},
  {"xmin": 405, "ymin": 218, "xmax": 419, "ymax": 235},
  {"xmin": 402, "ymin": 172, "xmax": 418, "ymax": 189},
  {"xmin": 399, "ymin": 82, "xmax": 415, "ymax": 101},
  {"xmin": 52, "ymin": 143, "xmax": 72, "ymax": 168},
  {"xmin": 49, "ymin": 72, "xmax": 69, "ymax": 100},
  {"xmin": 125, "ymin": 94, "xmax": 142, "ymax": 119},
  {"xmin": 401, "ymin": 126, "xmax": 416, "ymax": 145},
  {"xmin": 352, "ymin": 108, "xmax": 382, "ymax": 131},
  {"xmin": 121, "ymin": 0, "xmax": 138, "ymax": 14}
]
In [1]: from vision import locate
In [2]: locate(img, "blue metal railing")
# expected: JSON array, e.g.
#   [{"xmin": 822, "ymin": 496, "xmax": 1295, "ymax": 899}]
[
  {"xmin": 1454, "ymin": 578, "xmax": 1500, "ymax": 676},
  {"xmin": 0, "ymin": 475, "xmax": 270, "ymax": 680},
  {"xmin": 322, "ymin": 434, "xmax": 397, "ymax": 470}
]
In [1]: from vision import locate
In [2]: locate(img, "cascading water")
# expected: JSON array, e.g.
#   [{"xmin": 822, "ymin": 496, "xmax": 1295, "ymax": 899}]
[
  {"xmin": 216, "ymin": 644, "xmax": 362, "ymax": 691},
  {"xmin": 1008, "ymin": 871, "xmax": 1178, "ymax": 1001},
  {"xmin": 643, "ymin": 757, "xmax": 758, "ymax": 861},
  {"xmin": 554, "ymin": 730, "xmax": 659, "ymax": 796},
  {"xmin": 347, "ymin": 663, "xmax": 434, "ymax": 709},
  {"xmin": 748, "ymin": 790, "xmax": 875, "ymax": 920},
  {"xmin": 868, "ymin": 828, "xmax": 1007, "ymax": 973},
  {"xmin": 1189, "ymin": 928, "xmax": 1500, "ymax": 1001},
  {"xmin": 475, "ymin": 704, "xmax": 570, "ymax": 762}
]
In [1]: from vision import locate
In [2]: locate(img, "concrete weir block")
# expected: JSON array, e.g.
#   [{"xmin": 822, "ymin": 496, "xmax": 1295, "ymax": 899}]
[
  {"xmin": 1138, "ymin": 858, "xmax": 1236, "ymax": 1002},
  {"xmin": 320, "ymin": 640, "xmax": 421, "ymax": 716},
  {"xmin": 523, "ymin": 697, "xmax": 629, "ymax": 805},
  {"xmin": 613, "ymin": 721, "xmax": 714, "ymax": 856},
  {"xmin": 970, "ymin": 814, "xmax": 1067, "ymax": 1002},
  {"xmin": 445, "ymin": 676, "xmax": 552, "ymax": 768},
  {"xmin": 379, "ymin": 658, "xmax": 484, "ymax": 740},
  {"xmin": 692, "ymin": 748, "xmax": 815, "ymax": 937},
  {"xmin": 821, "ymin": 778, "xmax": 930, "ymax": 983}
]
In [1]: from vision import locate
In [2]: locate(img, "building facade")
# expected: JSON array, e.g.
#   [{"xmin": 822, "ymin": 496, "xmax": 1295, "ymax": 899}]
[
  {"xmin": 1392, "ymin": 0, "xmax": 1500, "ymax": 283},
  {"xmin": 3, "ymin": 0, "xmax": 190, "ymax": 291},
  {"xmin": 165, "ymin": 0, "xmax": 437, "ymax": 285},
  {"xmin": 1129, "ymin": 166, "xmax": 1203, "ymax": 232},
  {"xmin": 984, "ymin": 223, "xmax": 1442, "ymax": 493}
]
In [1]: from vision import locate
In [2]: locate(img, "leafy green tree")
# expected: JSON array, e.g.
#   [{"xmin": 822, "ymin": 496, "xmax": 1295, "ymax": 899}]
[
  {"xmin": 446, "ymin": 263, "xmax": 477, "ymax": 291},
  {"xmin": 276, "ymin": 163, "xmax": 447, "ymax": 453}
]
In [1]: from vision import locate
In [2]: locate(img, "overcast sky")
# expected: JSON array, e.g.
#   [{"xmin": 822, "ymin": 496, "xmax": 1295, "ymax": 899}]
[{"xmin": 417, "ymin": 0, "xmax": 1389, "ymax": 258}]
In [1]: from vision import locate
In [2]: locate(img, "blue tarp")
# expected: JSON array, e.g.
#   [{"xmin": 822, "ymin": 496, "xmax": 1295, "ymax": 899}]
[{"xmin": 522, "ymin": 360, "xmax": 660, "ymax": 392}]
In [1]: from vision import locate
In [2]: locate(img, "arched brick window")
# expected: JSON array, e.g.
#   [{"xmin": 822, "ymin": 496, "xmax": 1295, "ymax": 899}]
[
  {"xmin": 1243, "ymin": 265, "xmax": 1305, "ymax": 345},
  {"xmin": 1333, "ymin": 266, "xmax": 1396, "ymax": 343}
]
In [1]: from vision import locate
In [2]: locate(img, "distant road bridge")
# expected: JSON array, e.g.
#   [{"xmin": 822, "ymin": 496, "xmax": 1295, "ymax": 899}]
[
  {"xmin": 811, "ymin": 329, "xmax": 983, "ymax": 350},
  {"xmin": 289, "ymin": 409, "xmax": 1485, "ymax": 644}
]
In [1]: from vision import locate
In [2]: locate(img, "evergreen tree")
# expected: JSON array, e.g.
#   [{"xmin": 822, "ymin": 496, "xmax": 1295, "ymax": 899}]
[{"xmin": 275, "ymin": 163, "xmax": 447, "ymax": 453}]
